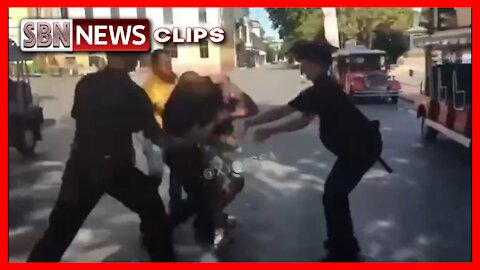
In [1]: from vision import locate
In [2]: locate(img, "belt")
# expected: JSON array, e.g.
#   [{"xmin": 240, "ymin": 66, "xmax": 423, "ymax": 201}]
[{"xmin": 378, "ymin": 157, "xmax": 393, "ymax": 173}]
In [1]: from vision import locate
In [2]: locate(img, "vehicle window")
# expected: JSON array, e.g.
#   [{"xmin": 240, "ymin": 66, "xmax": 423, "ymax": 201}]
[
  {"xmin": 349, "ymin": 55, "xmax": 382, "ymax": 71},
  {"xmin": 432, "ymin": 63, "xmax": 471, "ymax": 108},
  {"xmin": 352, "ymin": 57, "xmax": 365, "ymax": 64}
]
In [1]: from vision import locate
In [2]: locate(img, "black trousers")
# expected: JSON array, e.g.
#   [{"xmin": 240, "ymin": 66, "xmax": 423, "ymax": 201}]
[
  {"xmin": 168, "ymin": 150, "xmax": 245, "ymax": 219},
  {"xmin": 164, "ymin": 142, "xmax": 225, "ymax": 245},
  {"xmin": 323, "ymin": 137, "xmax": 382, "ymax": 257},
  {"xmin": 27, "ymin": 151, "xmax": 175, "ymax": 262}
]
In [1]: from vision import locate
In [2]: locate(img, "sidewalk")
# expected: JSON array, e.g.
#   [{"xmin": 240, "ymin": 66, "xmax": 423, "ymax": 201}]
[{"xmin": 390, "ymin": 65, "xmax": 426, "ymax": 104}]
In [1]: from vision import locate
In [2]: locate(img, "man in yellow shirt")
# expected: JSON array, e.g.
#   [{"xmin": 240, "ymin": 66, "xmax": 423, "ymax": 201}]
[
  {"xmin": 143, "ymin": 49, "xmax": 177, "ymax": 127},
  {"xmin": 140, "ymin": 49, "xmax": 177, "ymax": 186}
]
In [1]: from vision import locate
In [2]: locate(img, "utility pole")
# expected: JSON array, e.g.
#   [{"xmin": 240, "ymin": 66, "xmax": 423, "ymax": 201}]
[{"xmin": 322, "ymin": 8, "xmax": 340, "ymax": 48}]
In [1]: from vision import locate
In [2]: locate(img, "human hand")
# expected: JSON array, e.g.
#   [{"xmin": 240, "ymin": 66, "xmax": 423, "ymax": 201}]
[{"xmin": 253, "ymin": 128, "xmax": 272, "ymax": 144}]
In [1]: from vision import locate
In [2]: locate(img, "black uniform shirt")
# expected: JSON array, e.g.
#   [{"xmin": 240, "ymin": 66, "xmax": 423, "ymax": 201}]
[
  {"xmin": 71, "ymin": 68, "xmax": 159, "ymax": 159},
  {"xmin": 288, "ymin": 73, "xmax": 376, "ymax": 158}
]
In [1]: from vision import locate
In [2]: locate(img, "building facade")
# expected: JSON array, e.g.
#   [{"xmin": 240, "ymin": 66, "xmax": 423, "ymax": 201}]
[
  {"xmin": 8, "ymin": 8, "xmax": 29, "ymax": 45},
  {"xmin": 9, "ymin": 7, "xmax": 242, "ymax": 75},
  {"xmin": 234, "ymin": 17, "xmax": 267, "ymax": 67},
  {"xmin": 64, "ymin": 7, "xmax": 239, "ymax": 75}
]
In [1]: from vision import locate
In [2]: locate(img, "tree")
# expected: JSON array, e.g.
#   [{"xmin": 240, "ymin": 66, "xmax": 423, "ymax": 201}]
[
  {"xmin": 295, "ymin": 9, "xmax": 327, "ymax": 42},
  {"xmin": 265, "ymin": 8, "xmax": 313, "ymax": 40},
  {"xmin": 372, "ymin": 27, "xmax": 409, "ymax": 64},
  {"xmin": 266, "ymin": 45, "xmax": 278, "ymax": 63},
  {"xmin": 337, "ymin": 8, "xmax": 414, "ymax": 47},
  {"xmin": 266, "ymin": 8, "xmax": 414, "ymax": 51},
  {"xmin": 266, "ymin": 8, "xmax": 324, "ymax": 61}
]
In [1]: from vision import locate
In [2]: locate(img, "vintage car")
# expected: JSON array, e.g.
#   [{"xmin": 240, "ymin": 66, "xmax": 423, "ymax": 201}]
[
  {"xmin": 9, "ymin": 39, "xmax": 44, "ymax": 156},
  {"xmin": 331, "ymin": 47, "xmax": 401, "ymax": 104}
]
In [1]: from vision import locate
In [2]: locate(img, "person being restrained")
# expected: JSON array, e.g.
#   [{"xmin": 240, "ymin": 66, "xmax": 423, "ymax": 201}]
[{"xmin": 163, "ymin": 72, "xmax": 258, "ymax": 247}]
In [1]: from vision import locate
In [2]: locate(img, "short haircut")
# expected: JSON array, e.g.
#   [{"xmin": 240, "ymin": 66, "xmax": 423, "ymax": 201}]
[
  {"xmin": 150, "ymin": 49, "xmax": 170, "ymax": 65},
  {"xmin": 106, "ymin": 52, "xmax": 141, "ymax": 60},
  {"xmin": 178, "ymin": 71, "xmax": 200, "ymax": 84},
  {"xmin": 289, "ymin": 40, "xmax": 337, "ymax": 68}
]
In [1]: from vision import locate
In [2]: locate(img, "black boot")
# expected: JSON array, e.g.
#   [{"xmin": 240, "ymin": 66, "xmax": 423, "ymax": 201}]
[
  {"xmin": 321, "ymin": 252, "xmax": 363, "ymax": 262},
  {"xmin": 321, "ymin": 239, "xmax": 362, "ymax": 262}
]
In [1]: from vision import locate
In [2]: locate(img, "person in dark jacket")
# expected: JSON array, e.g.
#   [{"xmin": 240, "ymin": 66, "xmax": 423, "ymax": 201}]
[
  {"xmin": 162, "ymin": 75, "xmax": 234, "ymax": 247},
  {"xmin": 27, "ymin": 52, "xmax": 176, "ymax": 262},
  {"xmin": 166, "ymin": 72, "xmax": 258, "ymax": 246},
  {"xmin": 244, "ymin": 41, "xmax": 385, "ymax": 262}
]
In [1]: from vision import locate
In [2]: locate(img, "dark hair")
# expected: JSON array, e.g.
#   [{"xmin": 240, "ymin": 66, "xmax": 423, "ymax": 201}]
[
  {"xmin": 150, "ymin": 49, "xmax": 170, "ymax": 65},
  {"xmin": 178, "ymin": 71, "xmax": 200, "ymax": 84},
  {"xmin": 162, "ymin": 76, "xmax": 224, "ymax": 137},
  {"xmin": 290, "ymin": 40, "xmax": 337, "ymax": 68},
  {"xmin": 106, "ymin": 52, "xmax": 141, "ymax": 60}
]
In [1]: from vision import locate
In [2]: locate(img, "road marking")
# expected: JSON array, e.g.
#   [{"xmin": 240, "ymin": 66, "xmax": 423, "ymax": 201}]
[
  {"xmin": 424, "ymin": 119, "xmax": 471, "ymax": 148},
  {"xmin": 405, "ymin": 107, "xmax": 471, "ymax": 147}
]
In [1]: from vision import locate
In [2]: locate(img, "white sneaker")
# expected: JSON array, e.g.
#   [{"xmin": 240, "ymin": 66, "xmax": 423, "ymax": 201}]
[{"xmin": 214, "ymin": 228, "xmax": 226, "ymax": 248}]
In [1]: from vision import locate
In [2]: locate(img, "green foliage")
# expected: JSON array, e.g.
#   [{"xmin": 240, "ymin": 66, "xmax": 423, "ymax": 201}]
[
  {"xmin": 266, "ymin": 45, "xmax": 279, "ymax": 63},
  {"xmin": 372, "ymin": 28, "xmax": 409, "ymax": 64},
  {"xmin": 266, "ymin": 8, "xmax": 414, "ymax": 48},
  {"xmin": 265, "ymin": 8, "xmax": 314, "ymax": 40}
]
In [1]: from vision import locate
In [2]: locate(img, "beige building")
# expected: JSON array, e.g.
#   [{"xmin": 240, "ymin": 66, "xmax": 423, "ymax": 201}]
[
  {"xmin": 9, "ymin": 7, "xmax": 250, "ymax": 75},
  {"xmin": 234, "ymin": 16, "xmax": 267, "ymax": 67}
]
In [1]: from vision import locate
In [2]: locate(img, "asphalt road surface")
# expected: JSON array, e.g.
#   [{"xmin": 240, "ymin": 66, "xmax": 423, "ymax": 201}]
[{"xmin": 8, "ymin": 64, "xmax": 472, "ymax": 262}]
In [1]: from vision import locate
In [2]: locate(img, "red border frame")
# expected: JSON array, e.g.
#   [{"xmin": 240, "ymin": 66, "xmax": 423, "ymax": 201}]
[{"xmin": 3, "ymin": 1, "xmax": 477, "ymax": 269}]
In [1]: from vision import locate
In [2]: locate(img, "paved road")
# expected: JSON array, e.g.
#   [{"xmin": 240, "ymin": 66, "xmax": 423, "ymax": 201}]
[{"xmin": 8, "ymin": 65, "xmax": 471, "ymax": 262}]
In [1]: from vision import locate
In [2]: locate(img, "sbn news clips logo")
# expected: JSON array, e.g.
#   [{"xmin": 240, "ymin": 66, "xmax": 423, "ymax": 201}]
[{"xmin": 20, "ymin": 18, "xmax": 226, "ymax": 52}]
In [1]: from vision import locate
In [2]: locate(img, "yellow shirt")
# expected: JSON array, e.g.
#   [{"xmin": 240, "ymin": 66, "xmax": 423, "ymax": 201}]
[{"xmin": 142, "ymin": 74, "xmax": 175, "ymax": 128}]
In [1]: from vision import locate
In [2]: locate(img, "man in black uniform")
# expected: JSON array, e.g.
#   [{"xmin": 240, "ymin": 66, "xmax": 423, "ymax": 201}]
[
  {"xmin": 244, "ymin": 41, "xmax": 384, "ymax": 261},
  {"xmin": 27, "ymin": 52, "xmax": 176, "ymax": 262}
]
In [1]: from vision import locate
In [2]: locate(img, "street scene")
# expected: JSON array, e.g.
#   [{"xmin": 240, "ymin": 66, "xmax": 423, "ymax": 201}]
[
  {"xmin": 8, "ymin": 7, "xmax": 471, "ymax": 262},
  {"xmin": 9, "ymin": 65, "xmax": 471, "ymax": 262}
]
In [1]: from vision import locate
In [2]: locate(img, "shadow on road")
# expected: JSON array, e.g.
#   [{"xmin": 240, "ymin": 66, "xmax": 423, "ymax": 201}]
[{"xmin": 8, "ymin": 103, "xmax": 471, "ymax": 262}]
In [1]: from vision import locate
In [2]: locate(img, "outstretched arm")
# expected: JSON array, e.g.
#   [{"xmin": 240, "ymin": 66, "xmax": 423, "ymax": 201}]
[
  {"xmin": 245, "ymin": 105, "xmax": 297, "ymax": 128},
  {"xmin": 253, "ymin": 113, "xmax": 315, "ymax": 143}
]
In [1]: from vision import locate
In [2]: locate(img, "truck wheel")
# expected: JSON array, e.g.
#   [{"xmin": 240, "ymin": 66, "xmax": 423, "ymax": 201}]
[
  {"xmin": 421, "ymin": 117, "xmax": 438, "ymax": 142},
  {"xmin": 16, "ymin": 128, "xmax": 37, "ymax": 156},
  {"xmin": 391, "ymin": 96, "xmax": 398, "ymax": 104}
]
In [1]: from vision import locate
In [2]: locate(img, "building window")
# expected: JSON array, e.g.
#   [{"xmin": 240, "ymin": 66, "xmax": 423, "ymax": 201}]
[
  {"xmin": 137, "ymin": 8, "xmax": 147, "ymax": 18},
  {"xmin": 85, "ymin": 8, "xmax": 94, "ymax": 19},
  {"xmin": 199, "ymin": 40, "xmax": 209, "ymax": 58},
  {"xmin": 35, "ymin": 8, "xmax": 42, "ymax": 18},
  {"xmin": 111, "ymin": 8, "xmax": 120, "ymax": 19},
  {"xmin": 198, "ymin": 8, "xmax": 207, "ymax": 23},
  {"xmin": 163, "ymin": 8, "xmax": 173, "ymax": 24},
  {"xmin": 436, "ymin": 8, "xmax": 457, "ymax": 31},
  {"xmin": 164, "ymin": 42, "xmax": 178, "ymax": 58},
  {"xmin": 60, "ymin": 8, "xmax": 69, "ymax": 19}
]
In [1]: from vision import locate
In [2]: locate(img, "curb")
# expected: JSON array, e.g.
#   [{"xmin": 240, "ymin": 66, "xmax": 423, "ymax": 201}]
[{"xmin": 399, "ymin": 94, "xmax": 415, "ymax": 104}]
